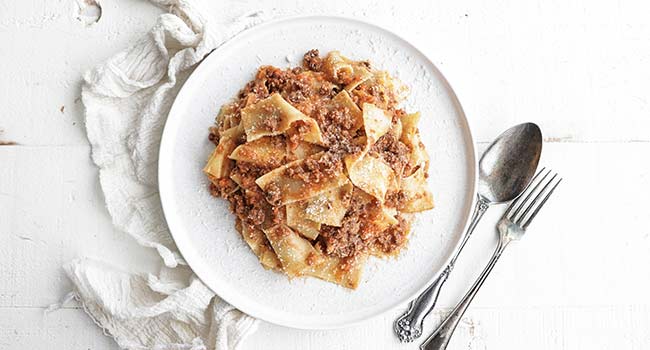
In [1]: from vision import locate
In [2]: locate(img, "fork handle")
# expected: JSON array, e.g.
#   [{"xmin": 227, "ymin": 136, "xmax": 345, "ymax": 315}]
[
  {"xmin": 394, "ymin": 195, "xmax": 490, "ymax": 342},
  {"xmin": 394, "ymin": 266, "xmax": 451, "ymax": 342},
  {"xmin": 420, "ymin": 241, "xmax": 508, "ymax": 350}
]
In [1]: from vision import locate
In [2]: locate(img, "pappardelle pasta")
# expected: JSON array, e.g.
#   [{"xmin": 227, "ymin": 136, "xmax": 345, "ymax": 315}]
[{"xmin": 204, "ymin": 50, "xmax": 433, "ymax": 289}]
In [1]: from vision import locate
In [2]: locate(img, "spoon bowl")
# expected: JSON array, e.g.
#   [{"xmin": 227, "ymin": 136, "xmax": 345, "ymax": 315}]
[
  {"xmin": 394, "ymin": 122, "xmax": 542, "ymax": 342},
  {"xmin": 478, "ymin": 123, "xmax": 542, "ymax": 203}
]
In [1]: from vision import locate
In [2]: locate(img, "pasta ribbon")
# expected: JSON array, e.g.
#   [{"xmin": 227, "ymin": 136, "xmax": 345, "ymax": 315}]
[
  {"xmin": 241, "ymin": 93, "xmax": 324, "ymax": 145},
  {"xmin": 400, "ymin": 112, "xmax": 430, "ymax": 175},
  {"xmin": 287, "ymin": 141, "xmax": 325, "ymax": 161},
  {"xmin": 345, "ymin": 153, "xmax": 396, "ymax": 202},
  {"xmin": 240, "ymin": 221, "xmax": 282, "ymax": 270},
  {"xmin": 256, "ymin": 153, "xmax": 349, "ymax": 205},
  {"xmin": 286, "ymin": 201, "xmax": 321, "ymax": 240},
  {"xmin": 322, "ymin": 51, "xmax": 372, "ymax": 90},
  {"xmin": 263, "ymin": 225, "xmax": 365, "ymax": 289},
  {"xmin": 361, "ymin": 103, "xmax": 392, "ymax": 144},
  {"xmin": 303, "ymin": 182, "xmax": 353, "ymax": 227},
  {"xmin": 205, "ymin": 50, "xmax": 435, "ymax": 289},
  {"xmin": 331, "ymin": 90, "xmax": 363, "ymax": 131},
  {"xmin": 204, "ymin": 124, "xmax": 244, "ymax": 179},
  {"xmin": 399, "ymin": 167, "xmax": 434, "ymax": 213},
  {"xmin": 344, "ymin": 103, "xmax": 396, "ymax": 202},
  {"xmin": 229, "ymin": 136, "xmax": 287, "ymax": 167}
]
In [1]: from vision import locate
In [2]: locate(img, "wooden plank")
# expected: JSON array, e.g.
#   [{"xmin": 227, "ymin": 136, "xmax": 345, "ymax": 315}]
[
  {"xmin": 0, "ymin": 146, "xmax": 161, "ymax": 308},
  {"xmin": 0, "ymin": 0, "xmax": 162, "ymax": 146},
  {"xmin": 2, "ymin": 305, "xmax": 646, "ymax": 350},
  {"xmin": 1, "ymin": 141, "xmax": 649, "ymax": 350},
  {"xmin": 244, "ymin": 306, "xmax": 650, "ymax": 350},
  {"xmin": 0, "ymin": 307, "xmax": 119, "ymax": 350},
  {"xmin": 2, "ymin": 1, "xmax": 650, "ymax": 145},
  {"xmin": 1, "ymin": 142, "xmax": 648, "ymax": 307},
  {"xmin": 2, "ymin": 1, "xmax": 650, "ymax": 349}
]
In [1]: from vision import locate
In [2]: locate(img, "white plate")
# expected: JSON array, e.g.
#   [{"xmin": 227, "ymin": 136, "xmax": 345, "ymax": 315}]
[{"xmin": 159, "ymin": 16, "xmax": 476, "ymax": 329}]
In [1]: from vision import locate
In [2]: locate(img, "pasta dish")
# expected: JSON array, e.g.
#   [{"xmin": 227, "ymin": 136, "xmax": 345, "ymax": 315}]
[{"xmin": 204, "ymin": 50, "xmax": 433, "ymax": 289}]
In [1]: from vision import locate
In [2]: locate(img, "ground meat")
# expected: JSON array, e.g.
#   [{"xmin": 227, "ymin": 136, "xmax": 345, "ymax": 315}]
[
  {"xmin": 372, "ymin": 215, "xmax": 410, "ymax": 255},
  {"xmin": 303, "ymin": 49, "xmax": 323, "ymax": 71},
  {"xmin": 328, "ymin": 106, "xmax": 355, "ymax": 130},
  {"xmin": 206, "ymin": 49, "xmax": 426, "ymax": 267},
  {"xmin": 317, "ymin": 190, "xmax": 378, "ymax": 258},
  {"xmin": 247, "ymin": 206, "xmax": 266, "ymax": 226},
  {"xmin": 310, "ymin": 104, "xmax": 329, "ymax": 125},
  {"xmin": 351, "ymin": 82, "xmax": 401, "ymax": 112},
  {"xmin": 261, "ymin": 113, "xmax": 280, "ymax": 131},
  {"xmin": 319, "ymin": 220, "xmax": 365, "ymax": 259},
  {"xmin": 318, "ymin": 189, "xmax": 412, "ymax": 259},
  {"xmin": 305, "ymin": 251, "xmax": 321, "ymax": 266},
  {"xmin": 310, "ymin": 104, "xmax": 361, "ymax": 155},
  {"xmin": 208, "ymin": 178, "xmax": 237, "ymax": 198},
  {"xmin": 317, "ymin": 152, "xmax": 343, "ymax": 176},
  {"xmin": 227, "ymin": 190, "xmax": 247, "ymax": 219},
  {"xmin": 318, "ymin": 85, "xmax": 337, "ymax": 98},
  {"xmin": 287, "ymin": 90, "xmax": 305, "ymax": 104},
  {"xmin": 238, "ymin": 79, "xmax": 269, "ymax": 101},
  {"xmin": 263, "ymin": 66, "xmax": 290, "ymax": 93},
  {"xmin": 208, "ymin": 126, "xmax": 220, "ymax": 145},
  {"xmin": 286, "ymin": 120, "xmax": 311, "ymax": 150},
  {"xmin": 369, "ymin": 85, "xmax": 384, "ymax": 101},
  {"xmin": 370, "ymin": 133, "xmax": 410, "ymax": 174},
  {"xmin": 285, "ymin": 152, "xmax": 343, "ymax": 184},
  {"xmin": 214, "ymin": 179, "xmax": 271, "ymax": 228},
  {"xmin": 324, "ymin": 127, "xmax": 359, "ymax": 154},
  {"xmin": 270, "ymin": 205, "xmax": 285, "ymax": 226},
  {"xmin": 230, "ymin": 162, "xmax": 273, "ymax": 190},
  {"xmin": 385, "ymin": 191, "xmax": 407, "ymax": 210},
  {"xmin": 264, "ymin": 182, "xmax": 282, "ymax": 206},
  {"xmin": 393, "ymin": 108, "xmax": 406, "ymax": 122},
  {"xmin": 351, "ymin": 89, "xmax": 375, "ymax": 108},
  {"xmin": 286, "ymin": 78, "xmax": 310, "ymax": 104}
]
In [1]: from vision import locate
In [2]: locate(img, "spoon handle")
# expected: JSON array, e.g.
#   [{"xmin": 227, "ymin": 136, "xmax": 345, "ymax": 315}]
[
  {"xmin": 420, "ymin": 240, "xmax": 508, "ymax": 350},
  {"xmin": 394, "ymin": 195, "xmax": 490, "ymax": 342}
]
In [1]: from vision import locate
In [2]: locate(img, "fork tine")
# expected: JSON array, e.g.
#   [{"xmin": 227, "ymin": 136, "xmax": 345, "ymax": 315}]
[
  {"xmin": 502, "ymin": 167, "xmax": 546, "ymax": 219},
  {"xmin": 507, "ymin": 168, "xmax": 550, "ymax": 221},
  {"xmin": 515, "ymin": 172, "xmax": 558, "ymax": 224},
  {"xmin": 522, "ymin": 177, "xmax": 562, "ymax": 229}
]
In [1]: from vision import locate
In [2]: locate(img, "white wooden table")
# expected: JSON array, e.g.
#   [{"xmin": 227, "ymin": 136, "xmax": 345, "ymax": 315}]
[{"xmin": 2, "ymin": 1, "xmax": 650, "ymax": 349}]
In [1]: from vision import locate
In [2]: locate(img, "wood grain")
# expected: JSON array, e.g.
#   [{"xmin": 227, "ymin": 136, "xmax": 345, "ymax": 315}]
[{"xmin": 1, "ymin": 0, "xmax": 650, "ymax": 349}]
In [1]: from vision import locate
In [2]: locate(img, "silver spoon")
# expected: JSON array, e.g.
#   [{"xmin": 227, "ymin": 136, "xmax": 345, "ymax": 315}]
[
  {"xmin": 421, "ymin": 168, "xmax": 561, "ymax": 350},
  {"xmin": 394, "ymin": 123, "xmax": 542, "ymax": 342}
]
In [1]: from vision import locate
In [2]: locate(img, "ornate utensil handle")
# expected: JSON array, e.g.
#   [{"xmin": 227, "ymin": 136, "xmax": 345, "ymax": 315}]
[
  {"xmin": 420, "ymin": 241, "xmax": 508, "ymax": 350},
  {"xmin": 394, "ymin": 195, "xmax": 490, "ymax": 342},
  {"xmin": 394, "ymin": 266, "xmax": 450, "ymax": 342}
]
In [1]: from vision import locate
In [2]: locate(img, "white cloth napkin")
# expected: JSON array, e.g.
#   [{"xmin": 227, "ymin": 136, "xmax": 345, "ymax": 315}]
[{"xmin": 62, "ymin": 1, "xmax": 267, "ymax": 349}]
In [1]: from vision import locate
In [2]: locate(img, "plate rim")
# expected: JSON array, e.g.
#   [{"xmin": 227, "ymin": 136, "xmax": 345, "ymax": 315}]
[{"xmin": 159, "ymin": 15, "xmax": 478, "ymax": 329}]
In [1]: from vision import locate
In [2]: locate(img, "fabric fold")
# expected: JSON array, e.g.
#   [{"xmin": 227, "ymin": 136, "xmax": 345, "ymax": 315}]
[
  {"xmin": 63, "ymin": 259, "xmax": 258, "ymax": 350},
  {"xmin": 64, "ymin": 0, "xmax": 267, "ymax": 349}
]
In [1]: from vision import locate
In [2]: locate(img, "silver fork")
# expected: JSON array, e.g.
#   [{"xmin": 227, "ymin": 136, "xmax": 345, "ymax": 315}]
[{"xmin": 420, "ymin": 168, "xmax": 562, "ymax": 350}]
